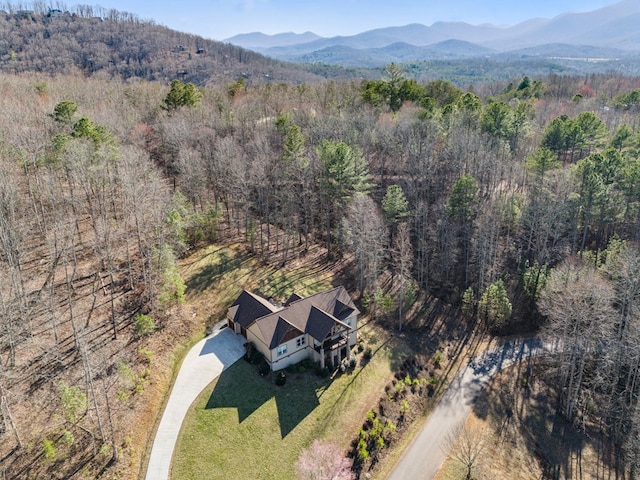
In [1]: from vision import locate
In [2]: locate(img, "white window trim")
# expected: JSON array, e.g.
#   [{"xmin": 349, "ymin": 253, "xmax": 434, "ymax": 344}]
[{"xmin": 277, "ymin": 345, "xmax": 287, "ymax": 356}]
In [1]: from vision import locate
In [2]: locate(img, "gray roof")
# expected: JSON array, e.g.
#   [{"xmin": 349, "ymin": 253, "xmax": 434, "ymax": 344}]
[
  {"xmin": 228, "ymin": 290, "xmax": 279, "ymax": 329},
  {"xmin": 230, "ymin": 286, "xmax": 359, "ymax": 349},
  {"xmin": 284, "ymin": 292, "xmax": 303, "ymax": 306},
  {"xmin": 254, "ymin": 316, "xmax": 304, "ymax": 349}
]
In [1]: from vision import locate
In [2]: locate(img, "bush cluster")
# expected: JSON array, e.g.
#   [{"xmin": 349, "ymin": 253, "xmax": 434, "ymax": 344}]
[{"xmin": 350, "ymin": 356, "xmax": 440, "ymax": 474}]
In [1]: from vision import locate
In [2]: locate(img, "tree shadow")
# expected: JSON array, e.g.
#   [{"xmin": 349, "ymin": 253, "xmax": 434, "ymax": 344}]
[
  {"xmin": 185, "ymin": 249, "xmax": 251, "ymax": 294},
  {"xmin": 472, "ymin": 354, "xmax": 615, "ymax": 479},
  {"xmin": 205, "ymin": 361, "xmax": 328, "ymax": 438}
]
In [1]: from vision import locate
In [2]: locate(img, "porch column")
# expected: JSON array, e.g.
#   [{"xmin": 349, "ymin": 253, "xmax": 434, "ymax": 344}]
[
  {"xmin": 337, "ymin": 346, "xmax": 342, "ymax": 365},
  {"xmin": 320, "ymin": 347, "xmax": 325, "ymax": 369},
  {"xmin": 347, "ymin": 338, "xmax": 351, "ymax": 360}
]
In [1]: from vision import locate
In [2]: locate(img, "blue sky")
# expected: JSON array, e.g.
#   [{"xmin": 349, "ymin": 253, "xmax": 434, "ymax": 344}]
[{"xmin": 99, "ymin": 0, "xmax": 621, "ymax": 41}]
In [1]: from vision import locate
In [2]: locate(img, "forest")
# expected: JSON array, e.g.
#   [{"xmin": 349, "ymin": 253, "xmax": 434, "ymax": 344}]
[
  {"xmin": 0, "ymin": 3, "xmax": 341, "ymax": 85},
  {"xmin": 1, "ymin": 10, "xmax": 640, "ymax": 476}
]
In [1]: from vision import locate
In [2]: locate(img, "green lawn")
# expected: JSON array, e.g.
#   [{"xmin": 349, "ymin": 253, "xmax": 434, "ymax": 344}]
[{"xmin": 171, "ymin": 331, "xmax": 403, "ymax": 480}]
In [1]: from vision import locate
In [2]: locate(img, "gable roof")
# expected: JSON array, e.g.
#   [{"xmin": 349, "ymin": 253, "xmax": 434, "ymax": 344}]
[
  {"xmin": 253, "ymin": 316, "xmax": 304, "ymax": 349},
  {"xmin": 228, "ymin": 290, "xmax": 279, "ymax": 329},
  {"xmin": 237, "ymin": 286, "xmax": 359, "ymax": 348},
  {"xmin": 284, "ymin": 292, "xmax": 303, "ymax": 306},
  {"xmin": 305, "ymin": 305, "xmax": 339, "ymax": 342}
]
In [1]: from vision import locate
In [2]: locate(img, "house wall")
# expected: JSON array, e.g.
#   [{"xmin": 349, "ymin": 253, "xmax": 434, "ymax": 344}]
[
  {"xmin": 228, "ymin": 319, "xmax": 241, "ymax": 334},
  {"xmin": 246, "ymin": 328, "xmax": 312, "ymax": 371},
  {"xmin": 246, "ymin": 327, "xmax": 270, "ymax": 360},
  {"xmin": 227, "ymin": 313, "xmax": 242, "ymax": 335},
  {"xmin": 269, "ymin": 338, "xmax": 312, "ymax": 371},
  {"xmin": 345, "ymin": 314, "xmax": 358, "ymax": 345}
]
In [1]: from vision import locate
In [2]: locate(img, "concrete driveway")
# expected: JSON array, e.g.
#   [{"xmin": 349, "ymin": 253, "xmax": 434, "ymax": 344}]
[
  {"xmin": 387, "ymin": 338, "xmax": 547, "ymax": 480},
  {"xmin": 145, "ymin": 325, "xmax": 246, "ymax": 480}
]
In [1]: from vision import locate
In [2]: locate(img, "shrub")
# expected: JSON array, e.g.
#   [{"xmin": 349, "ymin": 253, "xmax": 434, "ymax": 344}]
[
  {"xmin": 117, "ymin": 361, "xmax": 136, "ymax": 387},
  {"xmin": 275, "ymin": 371, "xmax": 287, "ymax": 386},
  {"xmin": 411, "ymin": 378, "xmax": 420, "ymax": 393},
  {"xmin": 301, "ymin": 358, "xmax": 315, "ymax": 370},
  {"xmin": 99, "ymin": 443, "xmax": 112, "ymax": 458},
  {"xmin": 258, "ymin": 361, "xmax": 270, "ymax": 376},
  {"xmin": 363, "ymin": 347, "xmax": 373, "ymax": 361},
  {"xmin": 315, "ymin": 366, "xmax": 331, "ymax": 378},
  {"xmin": 244, "ymin": 342, "xmax": 253, "ymax": 362},
  {"xmin": 137, "ymin": 346, "xmax": 154, "ymax": 365},
  {"xmin": 357, "ymin": 438, "xmax": 369, "ymax": 461},
  {"xmin": 43, "ymin": 439, "xmax": 57, "ymax": 460},
  {"xmin": 245, "ymin": 342, "xmax": 262, "ymax": 364},
  {"xmin": 134, "ymin": 314, "xmax": 156, "ymax": 336},
  {"xmin": 59, "ymin": 385, "xmax": 87, "ymax": 424},
  {"xmin": 427, "ymin": 378, "xmax": 437, "ymax": 396},
  {"xmin": 349, "ymin": 357, "xmax": 357, "ymax": 369},
  {"xmin": 35, "ymin": 81, "xmax": 48, "ymax": 95},
  {"xmin": 62, "ymin": 430, "xmax": 74, "ymax": 446},
  {"xmin": 433, "ymin": 351, "xmax": 443, "ymax": 368}
]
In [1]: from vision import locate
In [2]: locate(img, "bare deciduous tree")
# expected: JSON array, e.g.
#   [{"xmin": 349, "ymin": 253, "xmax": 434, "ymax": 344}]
[
  {"xmin": 393, "ymin": 221, "xmax": 413, "ymax": 331},
  {"xmin": 443, "ymin": 422, "xmax": 486, "ymax": 480},
  {"xmin": 341, "ymin": 193, "xmax": 385, "ymax": 295},
  {"xmin": 539, "ymin": 258, "xmax": 615, "ymax": 420}
]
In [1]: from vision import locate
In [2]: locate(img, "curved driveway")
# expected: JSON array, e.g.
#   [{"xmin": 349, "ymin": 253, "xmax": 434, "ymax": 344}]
[
  {"xmin": 387, "ymin": 338, "xmax": 548, "ymax": 480},
  {"xmin": 145, "ymin": 326, "xmax": 246, "ymax": 480}
]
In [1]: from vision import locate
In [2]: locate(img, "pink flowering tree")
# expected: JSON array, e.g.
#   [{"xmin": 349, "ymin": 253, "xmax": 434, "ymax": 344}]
[{"xmin": 295, "ymin": 439, "xmax": 355, "ymax": 480}]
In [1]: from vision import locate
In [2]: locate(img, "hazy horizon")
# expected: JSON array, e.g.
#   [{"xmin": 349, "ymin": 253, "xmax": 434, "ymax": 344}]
[{"xmin": 91, "ymin": 0, "xmax": 624, "ymax": 41}]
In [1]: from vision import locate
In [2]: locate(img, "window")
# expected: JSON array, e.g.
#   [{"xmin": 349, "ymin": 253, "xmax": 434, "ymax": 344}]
[
  {"xmin": 296, "ymin": 336, "xmax": 306, "ymax": 347},
  {"xmin": 277, "ymin": 345, "xmax": 287, "ymax": 356},
  {"xmin": 345, "ymin": 318, "xmax": 352, "ymax": 326}
]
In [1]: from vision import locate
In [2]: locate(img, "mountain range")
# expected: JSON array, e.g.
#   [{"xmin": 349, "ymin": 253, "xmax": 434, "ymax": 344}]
[{"xmin": 225, "ymin": 0, "xmax": 640, "ymax": 67}]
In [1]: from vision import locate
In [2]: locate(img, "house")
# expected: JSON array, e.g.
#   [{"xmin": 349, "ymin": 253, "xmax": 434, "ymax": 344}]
[
  {"xmin": 47, "ymin": 9, "xmax": 65, "ymax": 17},
  {"xmin": 227, "ymin": 286, "xmax": 359, "ymax": 371}
]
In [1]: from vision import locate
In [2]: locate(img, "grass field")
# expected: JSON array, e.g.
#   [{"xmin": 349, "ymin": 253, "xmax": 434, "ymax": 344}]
[{"xmin": 171, "ymin": 325, "xmax": 405, "ymax": 480}]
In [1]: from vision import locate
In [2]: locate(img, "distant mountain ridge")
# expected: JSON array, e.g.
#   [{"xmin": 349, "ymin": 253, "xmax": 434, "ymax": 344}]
[
  {"xmin": 226, "ymin": 31, "xmax": 322, "ymax": 49},
  {"xmin": 225, "ymin": 0, "xmax": 640, "ymax": 66}
]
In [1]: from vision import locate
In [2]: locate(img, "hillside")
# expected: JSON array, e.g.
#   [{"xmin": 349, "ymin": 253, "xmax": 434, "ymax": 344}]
[
  {"xmin": 2, "ymin": 4, "xmax": 638, "ymax": 89},
  {"xmin": 1, "ymin": 38, "xmax": 640, "ymax": 479},
  {"xmin": 0, "ymin": 7, "xmax": 330, "ymax": 85}
]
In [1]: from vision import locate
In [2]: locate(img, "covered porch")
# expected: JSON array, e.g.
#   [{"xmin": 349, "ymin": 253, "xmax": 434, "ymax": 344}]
[{"xmin": 314, "ymin": 332, "xmax": 351, "ymax": 369}]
